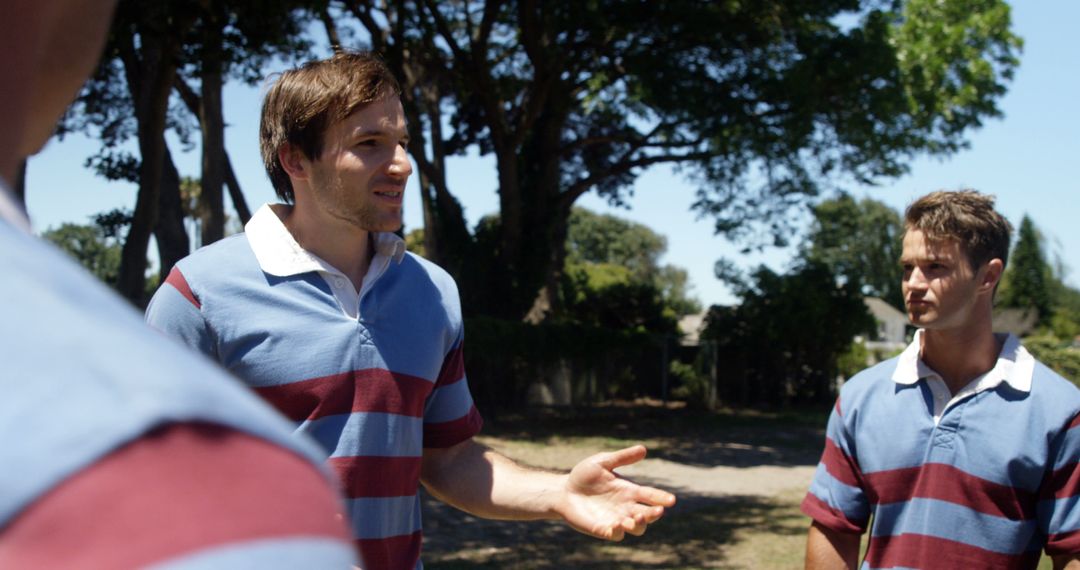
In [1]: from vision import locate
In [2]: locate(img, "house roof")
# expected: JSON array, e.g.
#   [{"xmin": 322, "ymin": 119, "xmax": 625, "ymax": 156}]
[
  {"xmin": 992, "ymin": 307, "xmax": 1038, "ymax": 337},
  {"xmin": 678, "ymin": 312, "xmax": 707, "ymax": 346},
  {"xmin": 864, "ymin": 297, "xmax": 906, "ymax": 323}
]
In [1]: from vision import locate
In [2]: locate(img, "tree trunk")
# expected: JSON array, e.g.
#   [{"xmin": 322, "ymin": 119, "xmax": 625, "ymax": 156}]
[
  {"xmin": 224, "ymin": 155, "xmax": 251, "ymax": 224},
  {"xmin": 173, "ymin": 77, "xmax": 251, "ymax": 224},
  {"xmin": 154, "ymin": 146, "xmax": 190, "ymax": 283},
  {"xmin": 117, "ymin": 23, "xmax": 179, "ymax": 304},
  {"xmin": 198, "ymin": 10, "xmax": 226, "ymax": 245}
]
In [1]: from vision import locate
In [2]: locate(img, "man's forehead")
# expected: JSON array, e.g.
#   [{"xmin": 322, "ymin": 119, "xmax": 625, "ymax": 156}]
[{"xmin": 901, "ymin": 230, "xmax": 963, "ymax": 260}]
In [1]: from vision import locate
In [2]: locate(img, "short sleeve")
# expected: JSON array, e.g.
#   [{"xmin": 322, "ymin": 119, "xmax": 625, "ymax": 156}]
[
  {"xmin": 1040, "ymin": 412, "xmax": 1080, "ymax": 556},
  {"xmin": 801, "ymin": 397, "xmax": 871, "ymax": 534},
  {"xmin": 422, "ymin": 328, "xmax": 483, "ymax": 449},
  {"xmin": 145, "ymin": 266, "xmax": 216, "ymax": 358},
  {"xmin": 0, "ymin": 423, "xmax": 355, "ymax": 568}
]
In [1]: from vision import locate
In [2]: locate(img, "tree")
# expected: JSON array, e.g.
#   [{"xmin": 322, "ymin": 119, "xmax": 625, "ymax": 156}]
[
  {"xmin": 703, "ymin": 261, "xmax": 875, "ymax": 407},
  {"xmin": 1000, "ymin": 215, "xmax": 1052, "ymax": 324},
  {"xmin": 42, "ymin": 217, "xmax": 125, "ymax": 287},
  {"xmin": 801, "ymin": 193, "xmax": 905, "ymax": 309},
  {"xmin": 56, "ymin": 0, "xmax": 314, "ymax": 303},
  {"xmin": 561, "ymin": 208, "xmax": 700, "ymax": 332},
  {"xmin": 320, "ymin": 0, "xmax": 1020, "ymax": 322}
]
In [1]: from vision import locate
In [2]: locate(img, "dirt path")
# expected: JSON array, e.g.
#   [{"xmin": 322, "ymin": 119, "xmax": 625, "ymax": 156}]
[
  {"xmin": 421, "ymin": 405, "xmax": 825, "ymax": 569},
  {"xmin": 478, "ymin": 434, "xmax": 816, "ymax": 500}
]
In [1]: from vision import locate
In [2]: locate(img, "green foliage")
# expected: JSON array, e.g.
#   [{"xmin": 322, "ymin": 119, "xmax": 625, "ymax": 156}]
[
  {"xmin": 1023, "ymin": 335, "xmax": 1080, "ymax": 385},
  {"xmin": 404, "ymin": 228, "xmax": 426, "ymax": 257},
  {"xmin": 704, "ymin": 261, "xmax": 876, "ymax": 407},
  {"xmin": 837, "ymin": 340, "xmax": 871, "ymax": 380},
  {"xmin": 1047, "ymin": 284, "xmax": 1080, "ymax": 340},
  {"xmin": 566, "ymin": 208, "xmax": 668, "ymax": 281},
  {"xmin": 802, "ymin": 193, "xmax": 905, "ymax": 310},
  {"xmin": 1000, "ymin": 215, "xmax": 1053, "ymax": 323},
  {"xmin": 669, "ymin": 360, "xmax": 711, "ymax": 410},
  {"xmin": 561, "ymin": 263, "xmax": 676, "ymax": 333},
  {"xmin": 892, "ymin": 0, "xmax": 1021, "ymax": 152},
  {"xmin": 463, "ymin": 317, "xmax": 665, "ymax": 416},
  {"xmin": 42, "ymin": 220, "xmax": 123, "ymax": 286},
  {"xmin": 338, "ymin": 0, "xmax": 1021, "ymax": 321},
  {"xmin": 560, "ymin": 208, "xmax": 701, "ymax": 332}
]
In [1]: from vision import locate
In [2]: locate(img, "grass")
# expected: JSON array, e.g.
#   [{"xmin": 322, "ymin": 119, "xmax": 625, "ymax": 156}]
[
  {"xmin": 424, "ymin": 403, "xmax": 822, "ymax": 569},
  {"xmin": 423, "ymin": 489, "xmax": 810, "ymax": 569},
  {"xmin": 422, "ymin": 402, "xmax": 1060, "ymax": 569}
]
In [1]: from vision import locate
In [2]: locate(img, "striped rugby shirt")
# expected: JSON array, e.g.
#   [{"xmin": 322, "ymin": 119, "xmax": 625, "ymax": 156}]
[
  {"xmin": 146, "ymin": 204, "xmax": 483, "ymax": 569},
  {"xmin": 1, "ymin": 187, "xmax": 355, "ymax": 568},
  {"xmin": 803, "ymin": 331, "xmax": 1080, "ymax": 568}
]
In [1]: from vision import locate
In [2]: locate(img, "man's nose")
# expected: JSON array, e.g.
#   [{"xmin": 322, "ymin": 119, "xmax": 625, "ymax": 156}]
[
  {"xmin": 388, "ymin": 145, "xmax": 413, "ymax": 178},
  {"xmin": 906, "ymin": 268, "xmax": 928, "ymax": 290}
]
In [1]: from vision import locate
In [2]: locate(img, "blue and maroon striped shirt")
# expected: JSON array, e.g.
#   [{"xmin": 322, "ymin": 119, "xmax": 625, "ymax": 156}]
[
  {"xmin": 803, "ymin": 333, "xmax": 1080, "ymax": 568},
  {"xmin": 146, "ymin": 205, "xmax": 483, "ymax": 569}
]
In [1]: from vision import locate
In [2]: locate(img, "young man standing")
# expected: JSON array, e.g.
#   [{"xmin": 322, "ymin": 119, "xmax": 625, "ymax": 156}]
[
  {"xmin": 146, "ymin": 51, "xmax": 676, "ymax": 569},
  {"xmin": 0, "ymin": 1, "xmax": 357, "ymax": 567},
  {"xmin": 802, "ymin": 190, "xmax": 1080, "ymax": 569}
]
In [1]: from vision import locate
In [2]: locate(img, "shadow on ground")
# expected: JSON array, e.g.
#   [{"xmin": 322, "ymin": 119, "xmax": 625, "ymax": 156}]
[
  {"xmin": 421, "ymin": 403, "xmax": 822, "ymax": 569},
  {"xmin": 422, "ymin": 490, "xmax": 807, "ymax": 569},
  {"xmin": 480, "ymin": 402, "xmax": 827, "ymax": 468}
]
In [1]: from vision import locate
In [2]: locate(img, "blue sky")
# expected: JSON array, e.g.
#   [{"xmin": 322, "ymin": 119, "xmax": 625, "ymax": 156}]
[{"xmin": 25, "ymin": 1, "xmax": 1078, "ymax": 307}]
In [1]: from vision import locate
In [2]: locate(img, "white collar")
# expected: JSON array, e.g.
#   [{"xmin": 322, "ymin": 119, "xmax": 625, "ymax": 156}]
[
  {"xmin": 244, "ymin": 203, "xmax": 405, "ymax": 278},
  {"xmin": 0, "ymin": 178, "xmax": 31, "ymax": 233},
  {"xmin": 892, "ymin": 329, "xmax": 1034, "ymax": 393}
]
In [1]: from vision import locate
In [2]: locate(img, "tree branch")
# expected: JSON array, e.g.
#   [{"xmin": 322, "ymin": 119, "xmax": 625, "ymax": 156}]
[
  {"xmin": 344, "ymin": 1, "xmax": 388, "ymax": 52},
  {"xmin": 561, "ymin": 151, "xmax": 713, "ymax": 205},
  {"xmin": 319, "ymin": 4, "xmax": 343, "ymax": 51}
]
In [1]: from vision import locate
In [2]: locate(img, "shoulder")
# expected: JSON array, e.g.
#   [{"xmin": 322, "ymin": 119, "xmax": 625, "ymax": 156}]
[
  {"xmin": 1027, "ymin": 357, "xmax": 1080, "ymax": 417},
  {"xmin": 840, "ymin": 357, "xmax": 901, "ymax": 400},
  {"xmin": 174, "ymin": 233, "xmax": 256, "ymax": 280},
  {"xmin": 385, "ymin": 251, "xmax": 462, "ymax": 304},
  {"xmin": 0, "ymin": 422, "xmax": 353, "ymax": 568},
  {"xmin": 0, "ymin": 228, "xmax": 328, "ymax": 524},
  {"xmin": 400, "ymin": 251, "xmax": 458, "ymax": 288}
]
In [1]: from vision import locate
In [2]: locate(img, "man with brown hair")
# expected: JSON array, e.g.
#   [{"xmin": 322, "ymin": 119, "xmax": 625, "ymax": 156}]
[
  {"xmin": 147, "ymin": 51, "xmax": 676, "ymax": 569},
  {"xmin": 0, "ymin": 1, "xmax": 357, "ymax": 567},
  {"xmin": 802, "ymin": 189, "xmax": 1080, "ymax": 569}
]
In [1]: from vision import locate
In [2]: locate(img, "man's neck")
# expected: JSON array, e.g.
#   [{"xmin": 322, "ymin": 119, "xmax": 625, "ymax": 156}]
[
  {"xmin": 920, "ymin": 317, "xmax": 1000, "ymax": 395},
  {"xmin": 280, "ymin": 205, "xmax": 372, "ymax": 291}
]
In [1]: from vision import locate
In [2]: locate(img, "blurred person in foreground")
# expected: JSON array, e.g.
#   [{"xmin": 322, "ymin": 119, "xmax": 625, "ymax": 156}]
[
  {"xmin": 0, "ymin": 1, "xmax": 357, "ymax": 567},
  {"xmin": 802, "ymin": 189, "xmax": 1080, "ymax": 569},
  {"xmin": 145, "ymin": 50, "xmax": 677, "ymax": 569}
]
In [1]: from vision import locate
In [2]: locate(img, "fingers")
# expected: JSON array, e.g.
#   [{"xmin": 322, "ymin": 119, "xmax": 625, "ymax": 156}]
[
  {"xmin": 632, "ymin": 484, "xmax": 677, "ymax": 508},
  {"xmin": 616, "ymin": 505, "xmax": 664, "ymax": 538},
  {"xmin": 594, "ymin": 444, "xmax": 647, "ymax": 471},
  {"xmin": 621, "ymin": 516, "xmax": 645, "ymax": 537}
]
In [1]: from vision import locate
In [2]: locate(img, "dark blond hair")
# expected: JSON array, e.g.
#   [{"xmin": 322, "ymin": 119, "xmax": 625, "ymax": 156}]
[
  {"xmin": 904, "ymin": 189, "xmax": 1012, "ymax": 270},
  {"xmin": 259, "ymin": 51, "xmax": 401, "ymax": 203}
]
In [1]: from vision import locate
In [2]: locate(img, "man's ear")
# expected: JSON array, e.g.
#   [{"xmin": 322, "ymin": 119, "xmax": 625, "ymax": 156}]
[
  {"xmin": 980, "ymin": 258, "xmax": 1004, "ymax": 294},
  {"xmin": 278, "ymin": 144, "xmax": 309, "ymax": 181}
]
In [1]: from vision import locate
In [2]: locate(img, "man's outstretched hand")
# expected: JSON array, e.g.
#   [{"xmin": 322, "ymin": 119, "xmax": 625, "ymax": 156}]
[{"xmin": 555, "ymin": 445, "xmax": 676, "ymax": 541}]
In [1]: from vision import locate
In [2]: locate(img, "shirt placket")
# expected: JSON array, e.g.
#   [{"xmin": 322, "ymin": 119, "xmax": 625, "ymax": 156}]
[{"xmin": 322, "ymin": 271, "xmax": 360, "ymax": 319}]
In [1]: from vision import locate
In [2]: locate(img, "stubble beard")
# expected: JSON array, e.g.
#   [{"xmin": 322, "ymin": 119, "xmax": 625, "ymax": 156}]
[{"xmin": 318, "ymin": 174, "xmax": 402, "ymax": 234}]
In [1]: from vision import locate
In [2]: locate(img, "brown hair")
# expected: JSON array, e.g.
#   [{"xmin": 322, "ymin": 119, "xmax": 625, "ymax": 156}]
[
  {"xmin": 259, "ymin": 51, "xmax": 401, "ymax": 203},
  {"xmin": 903, "ymin": 189, "xmax": 1013, "ymax": 270}
]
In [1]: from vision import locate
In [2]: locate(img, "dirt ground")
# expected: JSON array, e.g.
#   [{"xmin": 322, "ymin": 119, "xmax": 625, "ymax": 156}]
[{"xmin": 421, "ymin": 402, "xmax": 825, "ymax": 569}]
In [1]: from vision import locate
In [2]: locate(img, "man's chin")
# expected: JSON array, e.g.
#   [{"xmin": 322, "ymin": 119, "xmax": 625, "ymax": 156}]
[{"xmin": 907, "ymin": 311, "xmax": 933, "ymax": 326}]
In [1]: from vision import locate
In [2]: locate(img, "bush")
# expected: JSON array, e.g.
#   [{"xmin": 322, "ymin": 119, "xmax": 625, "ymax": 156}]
[
  {"xmin": 463, "ymin": 317, "xmax": 665, "ymax": 416},
  {"xmin": 670, "ymin": 360, "xmax": 711, "ymax": 408},
  {"xmin": 1024, "ymin": 335, "xmax": 1080, "ymax": 385}
]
